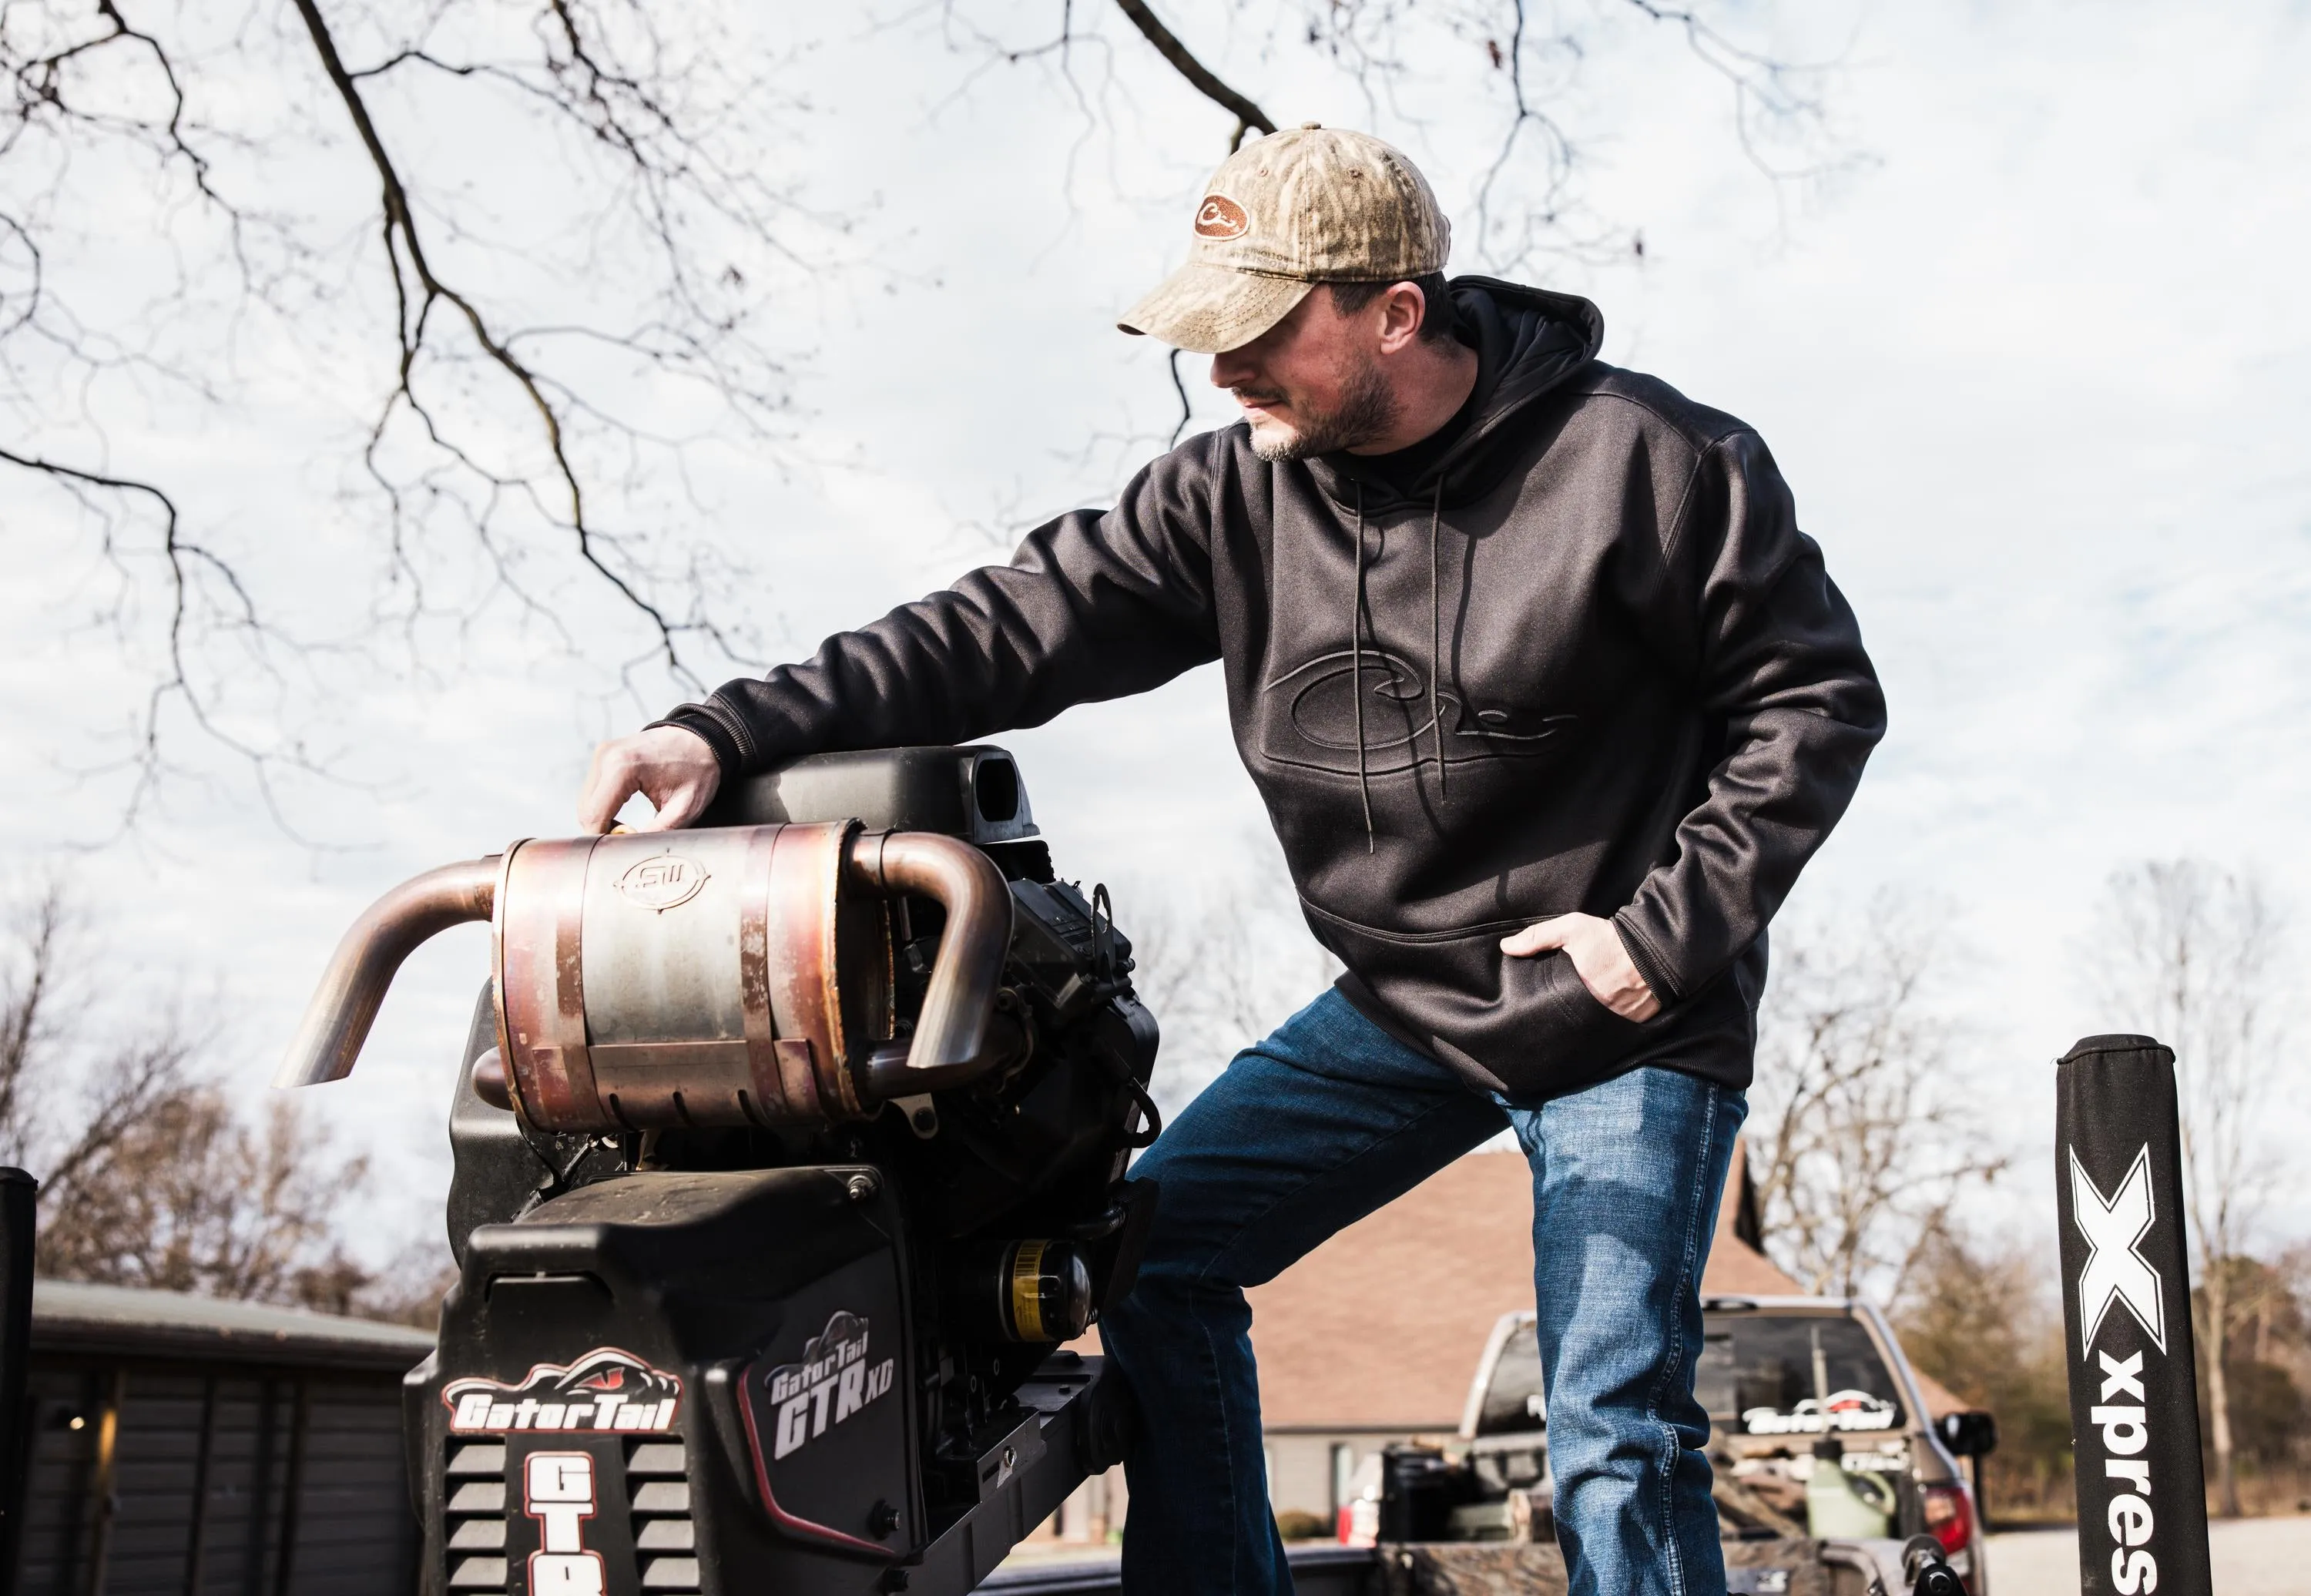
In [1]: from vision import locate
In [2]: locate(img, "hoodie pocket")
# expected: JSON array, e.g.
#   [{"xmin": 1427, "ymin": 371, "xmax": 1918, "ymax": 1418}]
[
  {"xmin": 1300, "ymin": 899, "xmax": 1650, "ymax": 1096},
  {"xmin": 1514, "ymin": 952, "xmax": 1645, "ymax": 1086}
]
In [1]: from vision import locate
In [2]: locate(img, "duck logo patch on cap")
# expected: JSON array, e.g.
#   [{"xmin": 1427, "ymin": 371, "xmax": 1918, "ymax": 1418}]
[{"xmin": 1193, "ymin": 195, "xmax": 1249, "ymax": 240}]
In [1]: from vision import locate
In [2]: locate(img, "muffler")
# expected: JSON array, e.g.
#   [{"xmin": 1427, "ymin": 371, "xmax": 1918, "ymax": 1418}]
[{"xmin": 274, "ymin": 822, "xmax": 1015, "ymax": 1130}]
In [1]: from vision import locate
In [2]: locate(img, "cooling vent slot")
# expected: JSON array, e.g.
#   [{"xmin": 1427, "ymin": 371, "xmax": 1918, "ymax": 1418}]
[
  {"xmin": 629, "ymin": 1438, "xmax": 699, "ymax": 1591},
  {"xmin": 444, "ymin": 1441, "xmax": 509, "ymax": 1590}
]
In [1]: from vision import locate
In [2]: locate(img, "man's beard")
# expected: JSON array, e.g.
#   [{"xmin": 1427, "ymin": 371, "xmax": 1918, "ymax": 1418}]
[{"xmin": 1243, "ymin": 361, "xmax": 1398, "ymax": 461}]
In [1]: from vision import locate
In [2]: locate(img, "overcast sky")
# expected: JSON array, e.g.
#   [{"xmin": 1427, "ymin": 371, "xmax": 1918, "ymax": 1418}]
[{"xmin": 5, "ymin": 0, "xmax": 2306, "ymax": 1270}]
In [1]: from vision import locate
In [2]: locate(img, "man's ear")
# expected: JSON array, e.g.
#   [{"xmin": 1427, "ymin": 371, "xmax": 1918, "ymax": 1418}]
[{"xmin": 1375, "ymin": 281, "xmax": 1427, "ymax": 354}]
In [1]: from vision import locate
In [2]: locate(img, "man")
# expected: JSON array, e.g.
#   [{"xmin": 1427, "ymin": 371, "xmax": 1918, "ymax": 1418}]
[{"xmin": 579, "ymin": 126, "xmax": 1883, "ymax": 1596}]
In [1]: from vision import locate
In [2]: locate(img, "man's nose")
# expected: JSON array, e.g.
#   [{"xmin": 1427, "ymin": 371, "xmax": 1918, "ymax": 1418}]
[{"xmin": 1208, "ymin": 350, "xmax": 1249, "ymax": 390}]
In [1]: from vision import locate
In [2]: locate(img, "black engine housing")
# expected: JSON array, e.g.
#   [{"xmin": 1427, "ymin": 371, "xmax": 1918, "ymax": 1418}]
[{"xmin": 408, "ymin": 746, "xmax": 1157, "ymax": 1596}]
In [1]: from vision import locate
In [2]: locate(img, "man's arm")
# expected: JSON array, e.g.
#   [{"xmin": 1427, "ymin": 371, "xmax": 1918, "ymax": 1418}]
[
  {"xmin": 1605, "ymin": 428, "xmax": 1887, "ymax": 1006},
  {"xmin": 579, "ymin": 438, "xmax": 1229, "ymax": 832}
]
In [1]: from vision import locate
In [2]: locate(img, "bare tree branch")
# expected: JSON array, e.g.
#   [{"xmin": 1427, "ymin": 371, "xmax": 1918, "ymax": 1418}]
[
  {"xmin": 5, "ymin": 1, "xmax": 1854, "ymax": 830},
  {"xmin": 1746, "ymin": 894, "xmax": 2007, "ymax": 1301},
  {"xmin": 0, "ymin": 878, "xmax": 395, "ymax": 1314},
  {"xmin": 4, "ymin": 0, "xmax": 834, "ymax": 826},
  {"xmin": 1122, "ymin": 850, "xmax": 1340, "ymax": 1115},
  {"xmin": 291, "ymin": 0, "xmax": 698, "ymax": 676},
  {"xmin": 1110, "ymin": 0, "xmax": 1274, "ymax": 150}
]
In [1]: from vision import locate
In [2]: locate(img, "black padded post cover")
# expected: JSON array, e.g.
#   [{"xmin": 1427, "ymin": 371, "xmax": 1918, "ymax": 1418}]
[
  {"xmin": 2054, "ymin": 1034, "xmax": 2212, "ymax": 1596},
  {"xmin": 0, "ymin": 1166, "xmax": 35, "ymax": 1588}
]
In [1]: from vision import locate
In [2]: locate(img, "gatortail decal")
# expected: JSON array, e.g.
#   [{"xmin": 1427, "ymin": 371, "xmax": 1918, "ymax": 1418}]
[
  {"xmin": 762, "ymin": 1309, "xmax": 896, "ymax": 1460},
  {"xmin": 1740, "ymin": 1389, "xmax": 1900, "ymax": 1437},
  {"xmin": 444, "ymin": 1347, "xmax": 682, "ymax": 1433}
]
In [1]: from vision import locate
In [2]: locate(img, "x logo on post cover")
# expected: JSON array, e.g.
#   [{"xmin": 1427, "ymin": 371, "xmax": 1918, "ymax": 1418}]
[{"xmin": 2071, "ymin": 1143, "xmax": 2166, "ymax": 1357}]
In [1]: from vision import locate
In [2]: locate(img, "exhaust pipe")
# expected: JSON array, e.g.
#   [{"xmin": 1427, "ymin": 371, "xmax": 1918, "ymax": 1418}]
[
  {"xmin": 844, "ymin": 830, "xmax": 1016, "ymax": 1097},
  {"xmin": 273, "ymin": 857, "xmax": 500, "ymax": 1089}
]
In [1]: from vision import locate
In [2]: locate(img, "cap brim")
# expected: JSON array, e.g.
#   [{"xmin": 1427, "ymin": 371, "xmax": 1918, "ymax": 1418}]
[{"xmin": 1117, "ymin": 263, "xmax": 1314, "ymax": 355}]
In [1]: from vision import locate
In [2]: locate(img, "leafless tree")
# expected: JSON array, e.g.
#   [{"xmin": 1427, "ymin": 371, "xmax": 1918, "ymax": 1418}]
[
  {"xmin": 1745, "ymin": 894, "xmax": 2007, "ymax": 1302},
  {"xmin": 3, "ymin": 0, "xmax": 825, "ymax": 825},
  {"xmin": 1, "ymin": 880, "xmax": 393, "ymax": 1315},
  {"xmin": 945, "ymin": 2, "xmax": 1852, "ymax": 258},
  {"xmin": 2082, "ymin": 859, "xmax": 2289, "ymax": 1518},
  {"xmin": 1896, "ymin": 1222, "xmax": 2077, "ymax": 1520},
  {"xmin": 941, "ymin": 1, "xmax": 1854, "ymax": 457},
  {"xmin": 320, "ymin": 1239, "xmax": 461, "ymax": 1328},
  {"xmin": 7, "ymin": 2, "xmax": 1848, "ymax": 829},
  {"xmin": 38, "ymin": 1089, "xmax": 374, "ymax": 1306},
  {"xmin": 0, "ymin": 884, "xmax": 205, "ymax": 1194},
  {"xmin": 1119, "ymin": 847, "xmax": 1340, "ymax": 1115}
]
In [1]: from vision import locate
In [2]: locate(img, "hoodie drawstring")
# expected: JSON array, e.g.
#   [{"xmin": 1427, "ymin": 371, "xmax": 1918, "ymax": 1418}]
[
  {"xmin": 1353, "ymin": 482, "xmax": 1451, "ymax": 854},
  {"xmin": 1429, "ymin": 479, "xmax": 1447, "ymax": 800},
  {"xmin": 1351, "ymin": 482, "xmax": 1375, "ymax": 854}
]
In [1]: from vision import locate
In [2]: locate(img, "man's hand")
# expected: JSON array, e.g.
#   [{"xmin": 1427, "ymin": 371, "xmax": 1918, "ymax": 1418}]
[
  {"xmin": 1500, "ymin": 913, "xmax": 1661, "ymax": 1022},
  {"xmin": 578, "ymin": 726, "xmax": 723, "ymax": 835}
]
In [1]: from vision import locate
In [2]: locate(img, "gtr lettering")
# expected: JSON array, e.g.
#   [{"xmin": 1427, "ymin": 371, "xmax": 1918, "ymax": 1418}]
[
  {"xmin": 525, "ymin": 1452, "xmax": 607, "ymax": 1596},
  {"xmin": 773, "ymin": 1355, "xmax": 896, "ymax": 1459}
]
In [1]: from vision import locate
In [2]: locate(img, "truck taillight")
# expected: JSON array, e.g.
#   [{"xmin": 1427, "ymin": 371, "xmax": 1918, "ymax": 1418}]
[
  {"xmin": 1338, "ymin": 1498, "xmax": 1378, "ymax": 1547},
  {"xmin": 1923, "ymin": 1480, "xmax": 1974, "ymax": 1555}
]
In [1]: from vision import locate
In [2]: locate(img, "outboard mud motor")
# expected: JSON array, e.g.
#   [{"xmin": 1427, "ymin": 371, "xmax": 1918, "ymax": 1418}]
[{"xmin": 278, "ymin": 747, "xmax": 1159, "ymax": 1596}]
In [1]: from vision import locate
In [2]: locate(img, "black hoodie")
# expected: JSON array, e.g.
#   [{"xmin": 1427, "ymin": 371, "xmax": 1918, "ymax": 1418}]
[{"xmin": 658, "ymin": 279, "xmax": 1886, "ymax": 1100}]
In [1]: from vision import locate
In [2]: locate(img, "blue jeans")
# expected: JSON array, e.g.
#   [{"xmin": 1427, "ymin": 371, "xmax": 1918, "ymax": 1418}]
[{"xmin": 1101, "ymin": 988, "xmax": 1746, "ymax": 1596}]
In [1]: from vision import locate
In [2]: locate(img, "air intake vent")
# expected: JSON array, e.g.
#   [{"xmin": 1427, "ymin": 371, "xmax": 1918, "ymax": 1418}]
[
  {"xmin": 438, "ymin": 1436, "xmax": 699, "ymax": 1592},
  {"xmin": 628, "ymin": 1437, "xmax": 699, "ymax": 1592},
  {"xmin": 444, "ymin": 1441, "xmax": 508, "ymax": 1589}
]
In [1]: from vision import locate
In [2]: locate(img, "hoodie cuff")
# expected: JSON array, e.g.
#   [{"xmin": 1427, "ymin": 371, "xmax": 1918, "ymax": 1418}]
[
  {"xmin": 645, "ymin": 702, "xmax": 746, "ymax": 786},
  {"xmin": 1611, "ymin": 911, "xmax": 1682, "ymax": 1008}
]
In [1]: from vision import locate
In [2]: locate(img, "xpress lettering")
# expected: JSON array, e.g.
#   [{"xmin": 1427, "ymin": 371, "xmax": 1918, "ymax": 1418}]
[{"xmin": 2054, "ymin": 1036, "xmax": 2213, "ymax": 1596}]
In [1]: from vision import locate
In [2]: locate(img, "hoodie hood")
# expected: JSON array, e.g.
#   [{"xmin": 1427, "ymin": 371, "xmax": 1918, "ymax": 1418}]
[{"xmin": 1310, "ymin": 277, "xmax": 1605, "ymax": 512}]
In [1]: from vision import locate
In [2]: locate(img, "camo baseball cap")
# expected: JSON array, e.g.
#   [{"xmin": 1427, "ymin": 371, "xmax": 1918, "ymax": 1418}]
[{"xmin": 1119, "ymin": 124, "xmax": 1451, "ymax": 355}]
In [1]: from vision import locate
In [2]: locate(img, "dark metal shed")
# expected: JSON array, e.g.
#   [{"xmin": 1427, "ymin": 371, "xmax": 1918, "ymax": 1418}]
[{"xmin": 10, "ymin": 1280, "xmax": 434, "ymax": 1596}]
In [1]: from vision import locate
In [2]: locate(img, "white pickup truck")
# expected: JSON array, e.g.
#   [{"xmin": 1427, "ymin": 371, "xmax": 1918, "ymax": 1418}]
[{"xmin": 1341, "ymin": 1292, "xmax": 1993, "ymax": 1594}]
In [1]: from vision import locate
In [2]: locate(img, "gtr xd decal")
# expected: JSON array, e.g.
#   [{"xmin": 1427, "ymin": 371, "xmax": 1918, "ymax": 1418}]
[
  {"xmin": 443, "ymin": 1348, "xmax": 682, "ymax": 1433},
  {"xmin": 766, "ymin": 1311, "xmax": 897, "ymax": 1460},
  {"xmin": 523, "ymin": 1451, "xmax": 607, "ymax": 1596}
]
